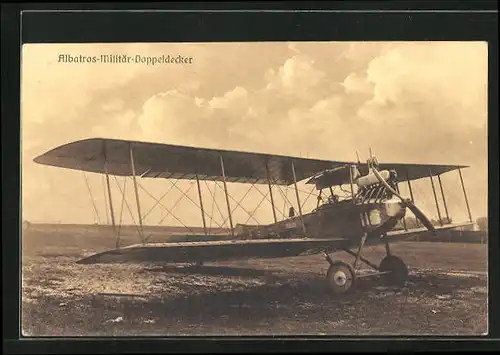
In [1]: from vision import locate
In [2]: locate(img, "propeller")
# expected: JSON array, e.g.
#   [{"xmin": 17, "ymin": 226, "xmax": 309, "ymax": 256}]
[{"xmin": 369, "ymin": 159, "xmax": 436, "ymax": 233}]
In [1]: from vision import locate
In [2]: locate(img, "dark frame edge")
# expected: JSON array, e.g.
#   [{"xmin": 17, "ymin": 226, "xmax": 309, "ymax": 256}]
[{"xmin": 2, "ymin": 2, "xmax": 499, "ymax": 354}]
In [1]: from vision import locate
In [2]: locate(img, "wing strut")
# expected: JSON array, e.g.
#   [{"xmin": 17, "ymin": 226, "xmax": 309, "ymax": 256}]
[
  {"xmin": 395, "ymin": 183, "xmax": 407, "ymax": 231},
  {"xmin": 291, "ymin": 160, "xmax": 307, "ymax": 235},
  {"xmin": 405, "ymin": 169, "xmax": 420, "ymax": 228},
  {"xmin": 196, "ymin": 174, "xmax": 208, "ymax": 236},
  {"xmin": 458, "ymin": 166, "xmax": 473, "ymax": 223},
  {"xmin": 349, "ymin": 164, "xmax": 355, "ymax": 204},
  {"xmin": 103, "ymin": 142, "xmax": 118, "ymax": 248},
  {"xmin": 428, "ymin": 169, "xmax": 443, "ymax": 226},
  {"xmin": 437, "ymin": 174, "xmax": 450, "ymax": 223},
  {"xmin": 265, "ymin": 162, "xmax": 278, "ymax": 223},
  {"xmin": 102, "ymin": 175, "xmax": 110, "ymax": 224},
  {"xmin": 220, "ymin": 156, "xmax": 234, "ymax": 236},
  {"xmin": 129, "ymin": 143, "xmax": 145, "ymax": 244}
]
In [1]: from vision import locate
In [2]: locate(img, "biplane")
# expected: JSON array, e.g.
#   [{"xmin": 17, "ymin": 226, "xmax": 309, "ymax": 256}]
[{"xmin": 33, "ymin": 138, "xmax": 475, "ymax": 294}]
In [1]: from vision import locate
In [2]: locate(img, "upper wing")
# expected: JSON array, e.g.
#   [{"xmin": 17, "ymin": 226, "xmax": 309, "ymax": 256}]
[
  {"xmin": 306, "ymin": 162, "xmax": 468, "ymax": 189},
  {"xmin": 33, "ymin": 138, "xmax": 348, "ymax": 185},
  {"xmin": 33, "ymin": 137, "xmax": 468, "ymax": 187},
  {"xmin": 76, "ymin": 237, "xmax": 348, "ymax": 264},
  {"xmin": 377, "ymin": 162, "xmax": 468, "ymax": 181}
]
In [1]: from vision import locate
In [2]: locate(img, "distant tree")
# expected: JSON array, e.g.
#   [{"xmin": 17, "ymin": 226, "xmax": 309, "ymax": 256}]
[
  {"xmin": 404, "ymin": 216, "xmax": 419, "ymax": 229},
  {"xmin": 428, "ymin": 217, "xmax": 453, "ymax": 226},
  {"xmin": 22, "ymin": 220, "xmax": 31, "ymax": 231},
  {"xmin": 441, "ymin": 217, "xmax": 453, "ymax": 225},
  {"xmin": 476, "ymin": 217, "xmax": 488, "ymax": 232}
]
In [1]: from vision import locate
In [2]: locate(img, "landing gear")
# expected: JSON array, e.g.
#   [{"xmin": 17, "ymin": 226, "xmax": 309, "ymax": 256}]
[
  {"xmin": 322, "ymin": 236, "xmax": 408, "ymax": 295},
  {"xmin": 379, "ymin": 255, "xmax": 408, "ymax": 286},
  {"xmin": 326, "ymin": 261, "xmax": 356, "ymax": 294}
]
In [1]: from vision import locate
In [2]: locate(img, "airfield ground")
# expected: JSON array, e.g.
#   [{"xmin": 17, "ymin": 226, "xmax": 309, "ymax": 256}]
[{"xmin": 21, "ymin": 224, "xmax": 488, "ymax": 336}]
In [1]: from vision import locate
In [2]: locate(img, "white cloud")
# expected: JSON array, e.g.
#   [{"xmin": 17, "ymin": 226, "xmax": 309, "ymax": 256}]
[
  {"xmin": 21, "ymin": 42, "xmax": 489, "ymax": 224},
  {"xmin": 363, "ymin": 42, "xmax": 488, "ymax": 128},
  {"xmin": 91, "ymin": 110, "xmax": 136, "ymax": 138},
  {"xmin": 267, "ymin": 55, "xmax": 326, "ymax": 93},
  {"xmin": 208, "ymin": 86, "xmax": 248, "ymax": 109},
  {"xmin": 342, "ymin": 73, "xmax": 373, "ymax": 95},
  {"xmin": 102, "ymin": 99, "xmax": 125, "ymax": 112}
]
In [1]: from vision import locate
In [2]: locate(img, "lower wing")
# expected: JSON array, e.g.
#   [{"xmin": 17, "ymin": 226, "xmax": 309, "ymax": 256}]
[
  {"xmin": 77, "ymin": 237, "xmax": 348, "ymax": 264},
  {"xmin": 76, "ymin": 223, "xmax": 474, "ymax": 264},
  {"xmin": 379, "ymin": 222, "xmax": 475, "ymax": 244}
]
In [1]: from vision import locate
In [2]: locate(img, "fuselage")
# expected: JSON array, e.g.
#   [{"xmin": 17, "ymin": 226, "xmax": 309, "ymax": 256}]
[{"xmin": 235, "ymin": 198, "xmax": 407, "ymax": 241}]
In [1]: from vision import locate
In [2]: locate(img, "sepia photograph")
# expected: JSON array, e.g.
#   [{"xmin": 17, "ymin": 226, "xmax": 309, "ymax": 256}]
[{"xmin": 21, "ymin": 41, "xmax": 488, "ymax": 336}]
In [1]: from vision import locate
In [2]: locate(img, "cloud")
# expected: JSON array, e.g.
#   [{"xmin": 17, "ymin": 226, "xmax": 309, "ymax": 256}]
[
  {"xmin": 137, "ymin": 90, "xmax": 211, "ymax": 145},
  {"xmin": 101, "ymin": 99, "xmax": 125, "ymax": 112},
  {"xmin": 342, "ymin": 73, "xmax": 373, "ymax": 95},
  {"xmin": 268, "ymin": 55, "xmax": 325, "ymax": 91},
  {"xmin": 21, "ymin": 42, "xmax": 488, "ymax": 225},
  {"xmin": 355, "ymin": 42, "xmax": 488, "ymax": 162},
  {"xmin": 209, "ymin": 86, "xmax": 249, "ymax": 109},
  {"xmin": 363, "ymin": 42, "xmax": 487, "ymax": 124}
]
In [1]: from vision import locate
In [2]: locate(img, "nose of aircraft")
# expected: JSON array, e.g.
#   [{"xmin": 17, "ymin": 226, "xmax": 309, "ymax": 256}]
[{"xmin": 385, "ymin": 199, "xmax": 407, "ymax": 219}]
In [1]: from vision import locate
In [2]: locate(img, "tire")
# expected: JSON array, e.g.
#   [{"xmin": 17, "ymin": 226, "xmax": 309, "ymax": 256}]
[
  {"xmin": 379, "ymin": 255, "xmax": 408, "ymax": 286},
  {"xmin": 326, "ymin": 261, "xmax": 356, "ymax": 294}
]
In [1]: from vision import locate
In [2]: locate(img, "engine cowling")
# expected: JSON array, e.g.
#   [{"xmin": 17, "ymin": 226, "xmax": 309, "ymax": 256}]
[{"xmin": 355, "ymin": 170, "xmax": 390, "ymax": 188}]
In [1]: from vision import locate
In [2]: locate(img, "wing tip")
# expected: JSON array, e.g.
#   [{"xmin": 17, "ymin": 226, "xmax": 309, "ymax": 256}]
[
  {"xmin": 32, "ymin": 154, "xmax": 44, "ymax": 164},
  {"xmin": 76, "ymin": 254, "xmax": 96, "ymax": 264},
  {"xmin": 76, "ymin": 248, "xmax": 124, "ymax": 264},
  {"xmin": 31, "ymin": 137, "xmax": 110, "ymax": 166}
]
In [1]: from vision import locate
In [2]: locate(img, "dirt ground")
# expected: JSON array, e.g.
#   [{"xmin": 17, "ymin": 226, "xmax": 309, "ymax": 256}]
[{"xmin": 21, "ymin": 226, "xmax": 488, "ymax": 336}]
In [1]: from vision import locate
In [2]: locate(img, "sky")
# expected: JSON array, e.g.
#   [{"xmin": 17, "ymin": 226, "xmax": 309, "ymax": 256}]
[{"xmin": 21, "ymin": 41, "xmax": 488, "ymax": 228}]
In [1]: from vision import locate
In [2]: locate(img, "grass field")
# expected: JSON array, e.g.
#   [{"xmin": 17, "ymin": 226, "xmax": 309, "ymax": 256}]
[{"xmin": 21, "ymin": 224, "xmax": 488, "ymax": 336}]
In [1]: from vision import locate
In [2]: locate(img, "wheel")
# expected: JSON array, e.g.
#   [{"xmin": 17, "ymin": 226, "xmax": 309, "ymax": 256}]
[
  {"xmin": 379, "ymin": 255, "xmax": 408, "ymax": 286},
  {"xmin": 326, "ymin": 261, "xmax": 356, "ymax": 294}
]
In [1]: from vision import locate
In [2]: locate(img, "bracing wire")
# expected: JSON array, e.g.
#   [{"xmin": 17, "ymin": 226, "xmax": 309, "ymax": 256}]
[
  {"xmin": 300, "ymin": 185, "xmax": 317, "ymax": 210},
  {"xmin": 101, "ymin": 174, "xmax": 110, "ymax": 224},
  {"xmin": 116, "ymin": 176, "xmax": 127, "ymax": 239},
  {"xmin": 82, "ymin": 172, "xmax": 101, "ymax": 224},
  {"xmin": 213, "ymin": 181, "xmax": 239, "ymax": 229},
  {"xmin": 141, "ymin": 179, "xmax": 180, "ymax": 221},
  {"xmin": 137, "ymin": 182, "xmax": 197, "ymax": 234},
  {"xmin": 112, "ymin": 175, "xmax": 142, "ymax": 237},
  {"xmin": 170, "ymin": 182, "xmax": 219, "ymax": 225},
  {"xmin": 204, "ymin": 180, "xmax": 227, "ymax": 230},
  {"xmin": 243, "ymin": 188, "xmax": 270, "ymax": 225},
  {"xmin": 216, "ymin": 182, "xmax": 262, "ymax": 226},
  {"xmin": 282, "ymin": 185, "xmax": 288, "ymax": 217},
  {"xmin": 251, "ymin": 184, "xmax": 286, "ymax": 220},
  {"xmin": 136, "ymin": 179, "xmax": 222, "ymax": 230},
  {"xmin": 275, "ymin": 184, "xmax": 296, "ymax": 217},
  {"xmin": 206, "ymin": 181, "xmax": 217, "ymax": 234}
]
